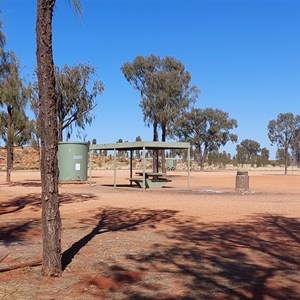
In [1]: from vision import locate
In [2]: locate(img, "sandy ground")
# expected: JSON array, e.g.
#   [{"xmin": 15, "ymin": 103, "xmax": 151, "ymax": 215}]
[{"xmin": 0, "ymin": 169, "xmax": 299, "ymax": 299}]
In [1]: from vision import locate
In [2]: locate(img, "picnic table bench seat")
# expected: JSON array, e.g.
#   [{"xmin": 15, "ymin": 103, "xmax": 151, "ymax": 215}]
[
  {"xmin": 126, "ymin": 177, "xmax": 144, "ymax": 188},
  {"xmin": 126, "ymin": 176, "xmax": 172, "ymax": 189},
  {"xmin": 146, "ymin": 177, "xmax": 172, "ymax": 189}
]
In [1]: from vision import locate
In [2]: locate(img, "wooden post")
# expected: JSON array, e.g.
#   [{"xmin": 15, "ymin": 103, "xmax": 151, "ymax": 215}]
[{"xmin": 130, "ymin": 150, "xmax": 133, "ymax": 186}]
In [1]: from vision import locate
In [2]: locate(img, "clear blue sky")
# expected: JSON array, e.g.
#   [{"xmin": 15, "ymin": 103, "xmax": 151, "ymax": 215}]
[{"xmin": 1, "ymin": 0, "xmax": 300, "ymax": 158}]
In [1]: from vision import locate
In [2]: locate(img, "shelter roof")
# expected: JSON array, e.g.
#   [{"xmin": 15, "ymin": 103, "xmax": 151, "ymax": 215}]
[{"xmin": 89, "ymin": 141, "xmax": 190, "ymax": 151}]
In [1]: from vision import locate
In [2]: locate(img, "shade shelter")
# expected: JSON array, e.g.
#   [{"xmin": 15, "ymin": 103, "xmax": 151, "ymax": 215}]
[{"xmin": 89, "ymin": 141, "xmax": 191, "ymax": 191}]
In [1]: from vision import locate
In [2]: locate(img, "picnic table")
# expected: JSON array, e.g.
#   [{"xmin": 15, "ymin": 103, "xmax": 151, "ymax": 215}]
[{"xmin": 126, "ymin": 172, "xmax": 172, "ymax": 189}]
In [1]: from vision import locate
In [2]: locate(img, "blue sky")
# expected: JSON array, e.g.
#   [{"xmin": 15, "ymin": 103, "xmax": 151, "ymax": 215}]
[{"xmin": 1, "ymin": 0, "xmax": 300, "ymax": 158}]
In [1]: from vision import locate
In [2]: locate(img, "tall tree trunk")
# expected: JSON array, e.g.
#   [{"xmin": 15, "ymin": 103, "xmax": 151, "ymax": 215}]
[
  {"xmin": 36, "ymin": 0, "xmax": 61, "ymax": 277},
  {"xmin": 284, "ymin": 146, "xmax": 288, "ymax": 175},
  {"xmin": 161, "ymin": 123, "xmax": 166, "ymax": 174},
  {"xmin": 198, "ymin": 146, "xmax": 205, "ymax": 171},
  {"xmin": 202, "ymin": 146, "xmax": 208, "ymax": 171},
  {"xmin": 57, "ymin": 122, "xmax": 63, "ymax": 142},
  {"xmin": 152, "ymin": 119, "xmax": 159, "ymax": 172},
  {"xmin": 6, "ymin": 106, "xmax": 13, "ymax": 183}
]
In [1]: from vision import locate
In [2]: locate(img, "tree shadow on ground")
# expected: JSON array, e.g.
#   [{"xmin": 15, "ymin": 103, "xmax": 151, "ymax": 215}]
[
  {"xmin": 100, "ymin": 184, "xmax": 175, "ymax": 190},
  {"xmin": 0, "ymin": 220, "xmax": 40, "ymax": 245},
  {"xmin": 62, "ymin": 207, "xmax": 178, "ymax": 270},
  {"xmin": 10, "ymin": 180, "xmax": 42, "ymax": 188},
  {"xmin": 100, "ymin": 184, "xmax": 142, "ymax": 188},
  {"xmin": 0, "ymin": 192, "xmax": 97, "ymax": 215},
  {"xmin": 77, "ymin": 211, "xmax": 300, "ymax": 299},
  {"xmin": 124, "ymin": 214, "xmax": 300, "ymax": 299},
  {"xmin": 0, "ymin": 192, "xmax": 98, "ymax": 245}
]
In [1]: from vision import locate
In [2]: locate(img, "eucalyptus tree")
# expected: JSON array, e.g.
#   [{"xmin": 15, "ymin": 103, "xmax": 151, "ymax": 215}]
[
  {"xmin": 208, "ymin": 150, "xmax": 231, "ymax": 168},
  {"xmin": 122, "ymin": 54, "xmax": 199, "ymax": 171},
  {"xmin": 236, "ymin": 139, "xmax": 261, "ymax": 167},
  {"xmin": 268, "ymin": 112, "xmax": 300, "ymax": 174},
  {"xmin": 235, "ymin": 144, "xmax": 248, "ymax": 167},
  {"xmin": 256, "ymin": 147, "xmax": 269, "ymax": 167},
  {"xmin": 0, "ymin": 109, "xmax": 33, "ymax": 153},
  {"xmin": 0, "ymin": 52, "xmax": 31, "ymax": 182},
  {"xmin": 276, "ymin": 148, "xmax": 286, "ymax": 167},
  {"xmin": 36, "ymin": 0, "xmax": 82, "ymax": 277},
  {"xmin": 143, "ymin": 56, "xmax": 199, "ymax": 142},
  {"xmin": 292, "ymin": 129, "xmax": 300, "ymax": 166},
  {"xmin": 0, "ymin": 20, "xmax": 6, "ymax": 70},
  {"xmin": 56, "ymin": 64, "xmax": 103, "ymax": 141},
  {"xmin": 31, "ymin": 63, "xmax": 104, "ymax": 141},
  {"xmin": 121, "ymin": 55, "xmax": 161, "ymax": 142},
  {"xmin": 174, "ymin": 108, "xmax": 237, "ymax": 170}
]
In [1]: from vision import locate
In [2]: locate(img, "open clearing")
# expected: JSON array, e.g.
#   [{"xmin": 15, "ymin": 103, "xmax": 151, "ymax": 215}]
[{"xmin": 0, "ymin": 169, "xmax": 299, "ymax": 299}]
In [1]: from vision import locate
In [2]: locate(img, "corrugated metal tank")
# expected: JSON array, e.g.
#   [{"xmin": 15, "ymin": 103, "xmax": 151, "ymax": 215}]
[{"xmin": 58, "ymin": 142, "xmax": 88, "ymax": 181}]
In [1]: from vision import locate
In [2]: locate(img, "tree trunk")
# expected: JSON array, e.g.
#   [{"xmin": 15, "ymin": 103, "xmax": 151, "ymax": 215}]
[
  {"xmin": 6, "ymin": 106, "xmax": 13, "ymax": 183},
  {"xmin": 284, "ymin": 145, "xmax": 288, "ymax": 175},
  {"xmin": 6, "ymin": 143, "xmax": 13, "ymax": 183},
  {"xmin": 161, "ymin": 123, "xmax": 166, "ymax": 174},
  {"xmin": 202, "ymin": 146, "xmax": 208, "ymax": 171},
  {"xmin": 36, "ymin": 0, "xmax": 61, "ymax": 277},
  {"xmin": 199, "ymin": 152, "xmax": 204, "ymax": 170},
  {"xmin": 198, "ymin": 146, "xmax": 205, "ymax": 171},
  {"xmin": 57, "ymin": 122, "xmax": 63, "ymax": 142},
  {"xmin": 152, "ymin": 119, "xmax": 159, "ymax": 172}
]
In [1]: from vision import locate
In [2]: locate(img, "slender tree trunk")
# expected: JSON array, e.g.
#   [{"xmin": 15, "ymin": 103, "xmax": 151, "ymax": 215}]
[
  {"xmin": 36, "ymin": 0, "xmax": 61, "ymax": 277},
  {"xmin": 198, "ymin": 145, "xmax": 206, "ymax": 171},
  {"xmin": 58, "ymin": 122, "xmax": 63, "ymax": 142},
  {"xmin": 161, "ymin": 123, "xmax": 166, "ymax": 174},
  {"xmin": 153, "ymin": 120, "xmax": 159, "ymax": 172},
  {"xmin": 202, "ymin": 146, "xmax": 208, "ymax": 171},
  {"xmin": 6, "ymin": 144, "xmax": 13, "ymax": 183},
  {"xmin": 284, "ymin": 146, "xmax": 288, "ymax": 175},
  {"xmin": 6, "ymin": 106, "xmax": 13, "ymax": 183}
]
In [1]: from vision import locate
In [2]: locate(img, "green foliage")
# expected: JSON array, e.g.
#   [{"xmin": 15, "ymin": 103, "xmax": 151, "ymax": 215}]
[
  {"xmin": 0, "ymin": 50, "xmax": 32, "ymax": 181},
  {"xmin": 0, "ymin": 51, "xmax": 32, "ymax": 146},
  {"xmin": 67, "ymin": 0, "xmax": 83, "ymax": 16},
  {"xmin": 31, "ymin": 63, "xmax": 104, "ymax": 141},
  {"xmin": 56, "ymin": 63, "xmax": 104, "ymax": 140},
  {"xmin": 268, "ymin": 112, "xmax": 300, "ymax": 174},
  {"xmin": 276, "ymin": 148, "xmax": 287, "ymax": 167},
  {"xmin": 236, "ymin": 139, "xmax": 261, "ymax": 167},
  {"xmin": 0, "ymin": 20, "xmax": 6, "ymax": 48},
  {"xmin": 236, "ymin": 141, "xmax": 270, "ymax": 168},
  {"xmin": 174, "ymin": 107, "xmax": 237, "ymax": 170},
  {"xmin": 291, "ymin": 127, "xmax": 300, "ymax": 166},
  {"xmin": 208, "ymin": 151, "xmax": 231, "ymax": 168},
  {"xmin": 0, "ymin": 111, "xmax": 33, "ymax": 146},
  {"xmin": 236, "ymin": 145, "xmax": 248, "ymax": 167},
  {"xmin": 260, "ymin": 147, "xmax": 270, "ymax": 167},
  {"xmin": 121, "ymin": 54, "xmax": 199, "ymax": 142}
]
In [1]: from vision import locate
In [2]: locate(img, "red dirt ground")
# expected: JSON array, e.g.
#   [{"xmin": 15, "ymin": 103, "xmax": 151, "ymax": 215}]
[{"xmin": 0, "ymin": 169, "xmax": 299, "ymax": 299}]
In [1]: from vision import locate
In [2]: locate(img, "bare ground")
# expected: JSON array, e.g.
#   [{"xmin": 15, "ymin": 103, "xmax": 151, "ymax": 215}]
[{"xmin": 0, "ymin": 169, "xmax": 300, "ymax": 299}]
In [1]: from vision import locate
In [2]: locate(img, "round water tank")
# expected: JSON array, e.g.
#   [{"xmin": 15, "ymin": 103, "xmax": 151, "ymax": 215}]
[{"xmin": 58, "ymin": 142, "xmax": 88, "ymax": 181}]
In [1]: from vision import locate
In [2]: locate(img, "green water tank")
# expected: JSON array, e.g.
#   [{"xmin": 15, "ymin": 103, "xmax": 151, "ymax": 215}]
[{"xmin": 58, "ymin": 142, "xmax": 89, "ymax": 181}]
